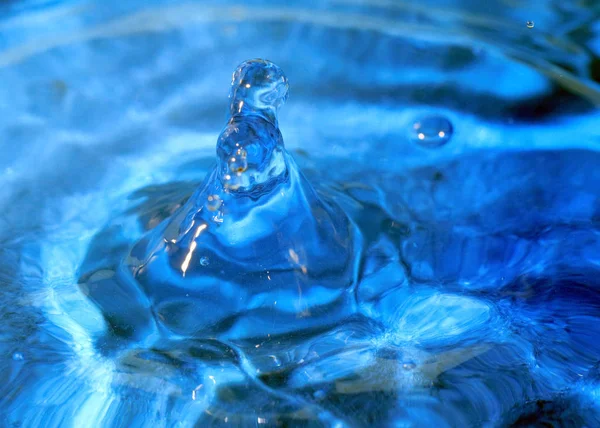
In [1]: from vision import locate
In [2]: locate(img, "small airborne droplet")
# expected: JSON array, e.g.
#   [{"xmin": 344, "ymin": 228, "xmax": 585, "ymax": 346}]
[
  {"xmin": 526, "ymin": 21, "xmax": 534, "ymax": 29},
  {"xmin": 411, "ymin": 115, "xmax": 453, "ymax": 148},
  {"xmin": 200, "ymin": 257, "xmax": 210, "ymax": 266}
]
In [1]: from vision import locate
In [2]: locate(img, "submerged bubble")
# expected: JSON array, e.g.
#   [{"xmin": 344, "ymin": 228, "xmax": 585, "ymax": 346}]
[
  {"xmin": 228, "ymin": 148, "xmax": 248, "ymax": 174},
  {"xmin": 205, "ymin": 194, "xmax": 222, "ymax": 211},
  {"xmin": 411, "ymin": 115, "xmax": 453, "ymax": 148},
  {"xmin": 12, "ymin": 352, "xmax": 24, "ymax": 361},
  {"xmin": 200, "ymin": 257, "xmax": 209, "ymax": 267},
  {"xmin": 526, "ymin": 21, "xmax": 535, "ymax": 29}
]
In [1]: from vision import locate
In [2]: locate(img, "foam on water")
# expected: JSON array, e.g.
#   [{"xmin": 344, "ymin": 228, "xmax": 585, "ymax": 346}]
[{"xmin": 2, "ymin": 1, "xmax": 600, "ymax": 427}]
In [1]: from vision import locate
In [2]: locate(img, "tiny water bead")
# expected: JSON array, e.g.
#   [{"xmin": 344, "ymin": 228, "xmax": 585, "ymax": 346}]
[
  {"xmin": 526, "ymin": 20, "xmax": 535, "ymax": 29},
  {"xmin": 227, "ymin": 147, "xmax": 248, "ymax": 174},
  {"xmin": 410, "ymin": 115, "xmax": 453, "ymax": 148}
]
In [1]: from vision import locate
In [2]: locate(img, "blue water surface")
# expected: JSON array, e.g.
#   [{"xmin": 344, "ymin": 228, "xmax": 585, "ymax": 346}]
[{"xmin": 1, "ymin": 0, "xmax": 600, "ymax": 426}]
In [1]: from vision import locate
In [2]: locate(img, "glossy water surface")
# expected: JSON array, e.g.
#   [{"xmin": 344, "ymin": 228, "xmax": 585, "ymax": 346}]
[{"xmin": 1, "ymin": 1, "xmax": 600, "ymax": 427}]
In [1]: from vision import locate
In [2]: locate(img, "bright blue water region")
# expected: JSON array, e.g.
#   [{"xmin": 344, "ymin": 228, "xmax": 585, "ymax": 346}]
[{"xmin": 2, "ymin": 0, "xmax": 600, "ymax": 426}]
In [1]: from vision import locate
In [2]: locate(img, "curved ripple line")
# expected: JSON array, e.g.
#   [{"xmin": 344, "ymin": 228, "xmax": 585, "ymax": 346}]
[
  {"xmin": 1, "ymin": 3, "xmax": 598, "ymax": 104},
  {"xmin": 222, "ymin": 338, "xmax": 350, "ymax": 426}
]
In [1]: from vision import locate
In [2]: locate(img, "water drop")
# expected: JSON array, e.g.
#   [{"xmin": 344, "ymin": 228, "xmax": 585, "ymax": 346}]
[
  {"xmin": 200, "ymin": 256, "xmax": 210, "ymax": 267},
  {"xmin": 411, "ymin": 115, "xmax": 453, "ymax": 148},
  {"xmin": 526, "ymin": 21, "xmax": 534, "ymax": 29}
]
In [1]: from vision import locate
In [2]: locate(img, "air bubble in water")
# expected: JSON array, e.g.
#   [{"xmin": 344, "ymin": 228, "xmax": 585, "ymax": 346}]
[
  {"xmin": 200, "ymin": 257, "xmax": 210, "ymax": 267},
  {"xmin": 205, "ymin": 194, "xmax": 222, "ymax": 212},
  {"xmin": 228, "ymin": 148, "xmax": 248, "ymax": 175},
  {"xmin": 526, "ymin": 21, "xmax": 534, "ymax": 29},
  {"xmin": 411, "ymin": 115, "xmax": 453, "ymax": 148}
]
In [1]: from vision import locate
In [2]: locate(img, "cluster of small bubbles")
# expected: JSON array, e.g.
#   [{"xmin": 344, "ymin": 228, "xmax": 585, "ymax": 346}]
[
  {"xmin": 228, "ymin": 147, "xmax": 248, "ymax": 175},
  {"xmin": 205, "ymin": 194, "xmax": 222, "ymax": 212},
  {"xmin": 526, "ymin": 20, "xmax": 535, "ymax": 29},
  {"xmin": 200, "ymin": 256, "xmax": 210, "ymax": 267},
  {"xmin": 410, "ymin": 115, "xmax": 453, "ymax": 148}
]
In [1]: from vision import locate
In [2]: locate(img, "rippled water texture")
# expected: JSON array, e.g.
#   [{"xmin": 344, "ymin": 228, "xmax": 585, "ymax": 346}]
[{"xmin": 2, "ymin": 1, "xmax": 600, "ymax": 426}]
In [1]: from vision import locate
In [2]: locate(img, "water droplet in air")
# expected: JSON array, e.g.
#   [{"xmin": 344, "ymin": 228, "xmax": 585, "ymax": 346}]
[
  {"xmin": 411, "ymin": 116, "xmax": 453, "ymax": 148},
  {"xmin": 526, "ymin": 21, "xmax": 534, "ymax": 29},
  {"xmin": 200, "ymin": 257, "xmax": 210, "ymax": 267}
]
